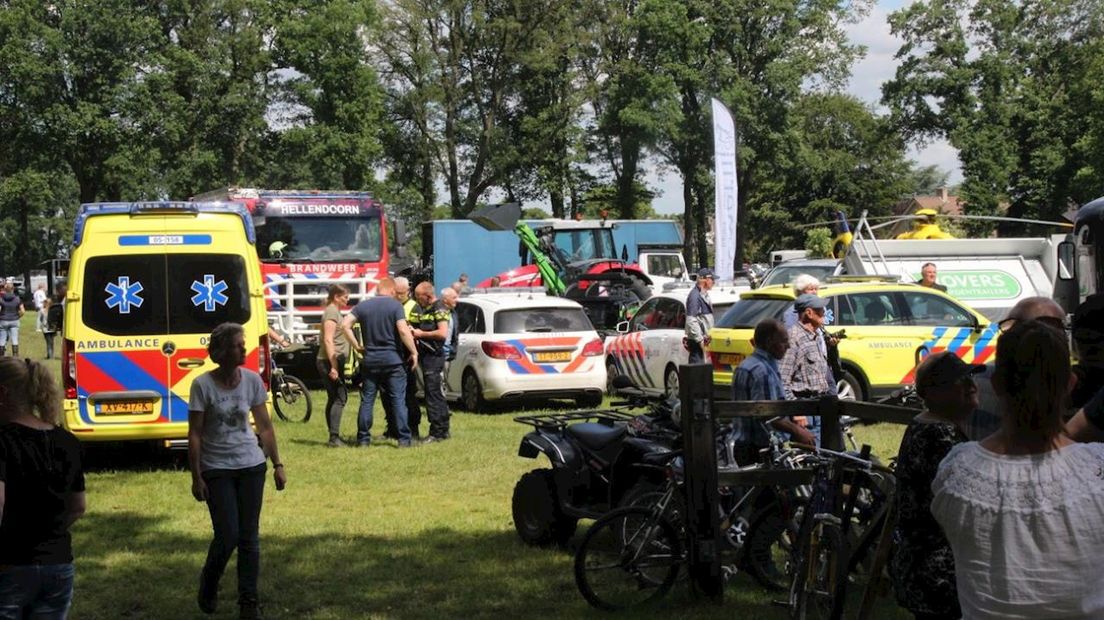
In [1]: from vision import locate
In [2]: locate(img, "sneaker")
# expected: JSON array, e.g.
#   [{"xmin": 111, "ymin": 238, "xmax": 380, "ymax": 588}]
[
  {"xmin": 326, "ymin": 436, "xmax": 346, "ymax": 448},
  {"xmin": 397, "ymin": 440, "xmax": 416, "ymax": 448},
  {"xmin": 197, "ymin": 574, "xmax": 217, "ymax": 614},
  {"xmin": 356, "ymin": 440, "xmax": 371, "ymax": 448},
  {"xmin": 421, "ymin": 435, "xmax": 448, "ymax": 444}
]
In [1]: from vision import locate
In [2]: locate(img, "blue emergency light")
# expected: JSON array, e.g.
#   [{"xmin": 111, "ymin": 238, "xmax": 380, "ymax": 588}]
[{"xmin": 72, "ymin": 201, "xmax": 256, "ymax": 247}]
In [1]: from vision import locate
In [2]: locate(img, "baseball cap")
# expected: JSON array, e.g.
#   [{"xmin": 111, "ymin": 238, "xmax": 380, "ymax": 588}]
[
  {"xmin": 915, "ymin": 351, "xmax": 985, "ymax": 394},
  {"xmin": 697, "ymin": 267, "xmax": 716, "ymax": 279},
  {"xmin": 794, "ymin": 294, "xmax": 828, "ymax": 312}
]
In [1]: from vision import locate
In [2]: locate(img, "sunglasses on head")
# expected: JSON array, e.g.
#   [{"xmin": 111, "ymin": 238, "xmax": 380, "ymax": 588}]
[{"xmin": 997, "ymin": 316, "xmax": 1069, "ymax": 334}]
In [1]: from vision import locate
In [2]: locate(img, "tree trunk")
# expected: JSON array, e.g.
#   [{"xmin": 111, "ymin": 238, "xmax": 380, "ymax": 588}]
[
  {"xmin": 682, "ymin": 168, "xmax": 696, "ymax": 269},
  {"xmin": 550, "ymin": 186, "xmax": 565, "ymax": 219},
  {"xmin": 618, "ymin": 139, "xmax": 639, "ymax": 219},
  {"xmin": 695, "ymin": 185, "xmax": 709, "ymax": 268}
]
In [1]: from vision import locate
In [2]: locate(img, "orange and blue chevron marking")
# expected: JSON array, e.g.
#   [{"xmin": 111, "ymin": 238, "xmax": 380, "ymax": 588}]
[
  {"xmin": 74, "ymin": 347, "xmax": 259, "ymax": 426},
  {"xmin": 607, "ymin": 332, "xmax": 656, "ymax": 388},
  {"xmin": 505, "ymin": 337, "xmax": 587, "ymax": 374},
  {"xmin": 900, "ymin": 323, "xmax": 999, "ymax": 384}
]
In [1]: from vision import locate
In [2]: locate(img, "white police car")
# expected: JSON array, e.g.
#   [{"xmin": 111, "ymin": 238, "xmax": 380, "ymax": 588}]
[
  {"xmin": 605, "ymin": 280, "xmax": 748, "ymax": 397},
  {"xmin": 444, "ymin": 290, "xmax": 607, "ymax": 411}
]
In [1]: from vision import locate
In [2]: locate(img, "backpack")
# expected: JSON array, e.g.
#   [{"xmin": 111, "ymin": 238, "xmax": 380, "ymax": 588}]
[{"xmin": 46, "ymin": 300, "xmax": 63, "ymax": 332}]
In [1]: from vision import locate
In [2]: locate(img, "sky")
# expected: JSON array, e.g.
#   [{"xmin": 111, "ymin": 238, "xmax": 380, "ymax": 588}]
[{"xmin": 648, "ymin": 0, "xmax": 960, "ymax": 215}]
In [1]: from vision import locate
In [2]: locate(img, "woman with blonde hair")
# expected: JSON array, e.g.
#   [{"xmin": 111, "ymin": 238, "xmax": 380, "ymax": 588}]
[
  {"xmin": 0, "ymin": 358, "xmax": 86, "ymax": 618},
  {"xmin": 316, "ymin": 284, "xmax": 350, "ymax": 447},
  {"xmin": 933, "ymin": 320, "xmax": 1104, "ymax": 618},
  {"xmin": 189, "ymin": 323, "xmax": 285, "ymax": 619}
]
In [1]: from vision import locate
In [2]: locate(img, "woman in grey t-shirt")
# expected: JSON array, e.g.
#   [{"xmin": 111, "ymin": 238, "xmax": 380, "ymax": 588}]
[
  {"xmin": 315, "ymin": 284, "xmax": 350, "ymax": 447},
  {"xmin": 188, "ymin": 323, "xmax": 286, "ymax": 619}
]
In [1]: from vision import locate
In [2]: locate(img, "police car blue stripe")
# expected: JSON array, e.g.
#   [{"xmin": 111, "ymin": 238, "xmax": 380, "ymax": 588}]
[
  {"xmin": 973, "ymin": 324, "xmax": 999, "ymax": 358},
  {"xmin": 946, "ymin": 327, "xmax": 971, "ymax": 355}
]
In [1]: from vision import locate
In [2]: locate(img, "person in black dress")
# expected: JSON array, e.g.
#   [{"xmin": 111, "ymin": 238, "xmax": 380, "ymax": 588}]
[
  {"xmin": 891, "ymin": 352, "xmax": 981, "ymax": 620},
  {"xmin": 0, "ymin": 357, "xmax": 86, "ymax": 619}
]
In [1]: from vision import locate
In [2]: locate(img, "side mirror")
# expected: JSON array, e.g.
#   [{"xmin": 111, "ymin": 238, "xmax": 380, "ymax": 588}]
[
  {"xmin": 616, "ymin": 320, "xmax": 630, "ymax": 334},
  {"xmin": 1058, "ymin": 240, "xmax": 1074, "ymax": 280},
  {"xmin": 972, "ymin": 316, "xmax": 984, "ymax": 333},
  {"xmin": 621, "ymin": 244, "xmax": 628, "ymax": 261}
]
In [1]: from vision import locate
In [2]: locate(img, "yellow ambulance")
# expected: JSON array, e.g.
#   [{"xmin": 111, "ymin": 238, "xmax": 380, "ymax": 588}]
[{"xmin": 61, "ymin": 202, "xmax": 270, "ymax": 445}]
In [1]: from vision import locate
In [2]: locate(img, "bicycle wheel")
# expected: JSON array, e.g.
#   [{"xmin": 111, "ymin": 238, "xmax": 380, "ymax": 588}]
[
  {"xmin": 745, "ymin": 502, "xmax": 803, "ymax": 592},
  {"xmin": 273, "ymin": 375, "xmax": 312, "ymax": 423},
  {"xmin": 574, "ymin": 506, "xmax": 682, "ymax": 611},
  {"xmin": 789, "ymin": 522, "xmax": 847, "ymax": 620}
]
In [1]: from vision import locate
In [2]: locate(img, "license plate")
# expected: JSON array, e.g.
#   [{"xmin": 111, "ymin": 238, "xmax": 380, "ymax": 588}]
[
  {"xmin": 533, "ymin": 351, "xmax": 572, "ymax": 363},
  {"xmin": 95, "ymin": 401, "xmax": 154, "ymax": 415},
  {"xmin": 718, "ymin": 354, "xmax": 745, "ymax": 366}
]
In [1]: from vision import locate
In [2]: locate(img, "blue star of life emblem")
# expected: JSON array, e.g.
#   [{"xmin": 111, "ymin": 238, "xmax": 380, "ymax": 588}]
[
  {"xmin": 825, "ymin": 308, "xmax": 834, "ymax": 325},
  {"xmin": 190, "ymin": 274, "xmax": 229, "ymax": 312},
  {"xmin": 104, "ymin": 276, "xmax": 144, "ymax": 314}
]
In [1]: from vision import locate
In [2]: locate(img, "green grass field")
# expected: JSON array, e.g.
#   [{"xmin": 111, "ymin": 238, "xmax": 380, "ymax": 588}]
[{"xmin": 12, "ymin": 316, "xmax": 910, "ymax": 619}]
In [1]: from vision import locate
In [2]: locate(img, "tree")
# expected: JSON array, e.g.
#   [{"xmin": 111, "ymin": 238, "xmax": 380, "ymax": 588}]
[
  {"xmin": 0, "ymin": 0, "xmax": 162, "ymax": 202},
  {"xmin": 883, "ymin": 0, "xmax": 1104, "ymax": 235},
  {"xmin": 580, "ymin": 0, "xmax": 679, "ymax": 219},
  {"xmin": 267, "ymin": 0, "xmax": 386, "ymax": 189},
  {"xmin": 375, "ymin": 0, "xmax": 581, "ymax": 218}
]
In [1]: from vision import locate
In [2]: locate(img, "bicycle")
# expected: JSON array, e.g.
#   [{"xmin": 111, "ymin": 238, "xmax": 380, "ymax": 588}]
[
  {"xmin": 787, "ymin": 443, "xmax": 896, "ymax": 620},
  {"xmin": 574, "ymin": 432, "xmax": 812, "ymax": 610},
  {"xmin": 271, "ymin": 352, "xmax": 313, "ymax": 423}
]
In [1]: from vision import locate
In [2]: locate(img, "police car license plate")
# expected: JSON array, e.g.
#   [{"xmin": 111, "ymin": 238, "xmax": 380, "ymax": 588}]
[
  {"xmin": 533, "ymin": 351, "xmax": 572, "ymax": 363},
  {"xmin": 718, "ymin": 354, "xmax": 745, "ymax": 366},
  {"xmin": 95, "ymin": 401, "xmax": 154, "ymax": 415}
]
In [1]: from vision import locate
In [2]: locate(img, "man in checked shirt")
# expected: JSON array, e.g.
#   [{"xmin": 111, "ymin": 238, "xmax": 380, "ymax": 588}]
[{"xmin": 780, "ymin": 294, "xmax": 837, "ymax": 445}]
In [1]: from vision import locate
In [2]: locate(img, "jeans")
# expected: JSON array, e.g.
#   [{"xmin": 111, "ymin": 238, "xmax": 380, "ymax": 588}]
[
  {"xmin": 201, "ymin": 464, "xmax": 265, "ymax": 606},
  {"xmin": 357, "ymin": 364, "xmax": 409, "ymax": 443},
  {"xmin": 43, "ymin": 332, "xmax": 55, "ymax": 359},
  {"xmin": 0, "ymin": 563, "xmax": 75, "ymax": 620},
  {"xmin": 315, "ymin": 356, "xmax": 348, "ymax": 438},
  {"xmin": 421, "ymin": 356, "xmax": 450, "ymax": 438},
  {"xmin": 0, "ymin": 320, "xmax": 18, "ymax": 349},
  {"xmin": 382, "ymin": 367, "xmax": 420, "ymax": 438},
  {"xmin": 687, "ymin": 340, "xmax": 706, "ymax": 364}
]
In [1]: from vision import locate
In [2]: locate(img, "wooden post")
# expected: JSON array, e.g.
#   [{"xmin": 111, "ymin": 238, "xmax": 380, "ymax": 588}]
[
  {"xmin": 819, "ymin": 395, "xmax": 843, "ymax": 451},
  {"xmin": 678, "ymin": 363, "xmax": 723, "ymax": 602}
]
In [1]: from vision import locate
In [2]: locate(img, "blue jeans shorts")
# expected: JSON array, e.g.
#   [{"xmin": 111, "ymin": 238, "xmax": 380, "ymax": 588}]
[{"xmin": 0, "ymin": 563, "xmax": 75, "ymax": 619}]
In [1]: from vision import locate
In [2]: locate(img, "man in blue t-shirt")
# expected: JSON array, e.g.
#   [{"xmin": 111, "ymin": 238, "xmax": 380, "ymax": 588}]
[{"xmin": 341, "ymin": 278, "xmax": 419, "ymax": 447}]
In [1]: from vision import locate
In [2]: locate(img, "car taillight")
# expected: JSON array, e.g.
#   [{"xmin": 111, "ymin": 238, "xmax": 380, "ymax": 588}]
[
  {"xmin": 62, "ymin": 338, "xmax": 76, "ymax": 399},
  {"xmin": 581, "ymin": 338, "xmax": 604, "ymax": 356},
  {"xmin": 481, "ymin": 341, "xmax": 522, "ymax": 360},
  {"xmin": 259, "ymin": 334, "xmax": 271, "ymax": 389}
]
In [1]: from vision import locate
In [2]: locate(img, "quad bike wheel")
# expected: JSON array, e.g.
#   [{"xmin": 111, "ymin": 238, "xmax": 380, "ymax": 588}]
[{"xmin": 512, "ymin": 469, "xmax": 577, "ymax": 546}]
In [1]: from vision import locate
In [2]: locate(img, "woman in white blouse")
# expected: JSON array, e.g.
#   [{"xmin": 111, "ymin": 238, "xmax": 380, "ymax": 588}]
[{"xmin": 932, "ymin": 319, "xmax": 1104, "ymax": 619}]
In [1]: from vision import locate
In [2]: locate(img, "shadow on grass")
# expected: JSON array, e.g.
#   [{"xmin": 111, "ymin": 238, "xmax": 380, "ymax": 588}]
[
  {"xmin": 71, "ymin": 511, "xmax": 603, "ymax": 620},
  {"xmin": 71, "ymin": 511, "xmax": 904, "ymax": 619},
  {"xmin": 82, "ymin": 442, "xmax": 188, "ymax": 473}
]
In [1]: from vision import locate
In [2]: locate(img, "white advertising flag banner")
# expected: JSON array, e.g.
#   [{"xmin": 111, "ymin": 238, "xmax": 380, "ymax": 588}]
[{"xmin": 712, "ymin": 98, "xmax": 738, "ymax": 280}]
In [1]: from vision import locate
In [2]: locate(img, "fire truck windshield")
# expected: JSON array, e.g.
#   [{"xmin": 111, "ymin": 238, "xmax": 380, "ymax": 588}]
[{"xmin": 256, "ymin": 215, "xmax": 382, "ymax": 262}]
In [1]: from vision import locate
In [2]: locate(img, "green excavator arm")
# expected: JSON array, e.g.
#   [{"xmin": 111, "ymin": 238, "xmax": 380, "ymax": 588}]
[{"xmin": 469, "ymin": 202, "xmax": 567, "ymax": 295}]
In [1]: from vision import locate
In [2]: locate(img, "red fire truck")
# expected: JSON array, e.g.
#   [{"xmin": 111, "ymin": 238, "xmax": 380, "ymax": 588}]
[{"xmin": 192, "ymin": 188, "xmax": 392, "ymax": 343}]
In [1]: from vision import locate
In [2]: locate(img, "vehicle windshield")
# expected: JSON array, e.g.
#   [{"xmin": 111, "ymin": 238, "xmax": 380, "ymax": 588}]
[
  {"xmin": 716, "ymin": 298, "xmax": 790, "ymax": 329},
  {"xmin": 256, "ymin": 215, "xmax": 382, "ymax": 262},
  {"xmin": 494, "ymin": 307, "xmax": 593, "ymax": 333},
  {"xmin": 550, "ymin": 228, "xmax": 618, "ymax": 262},
  {"xmin": 761, "ymin": 264, "xmax": 837, "ymax": 287}
]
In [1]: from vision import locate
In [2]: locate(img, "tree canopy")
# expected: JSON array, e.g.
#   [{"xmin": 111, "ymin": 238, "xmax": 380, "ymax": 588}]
[{"xmin": 3, "ymin": 0, "xmax": 1097, "ymax": 281}]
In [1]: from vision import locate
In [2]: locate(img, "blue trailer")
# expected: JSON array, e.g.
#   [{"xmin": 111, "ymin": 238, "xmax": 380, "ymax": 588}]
[{"xmin": 422, "ymin": 219, "xmax": 683, "ymax": 292}]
